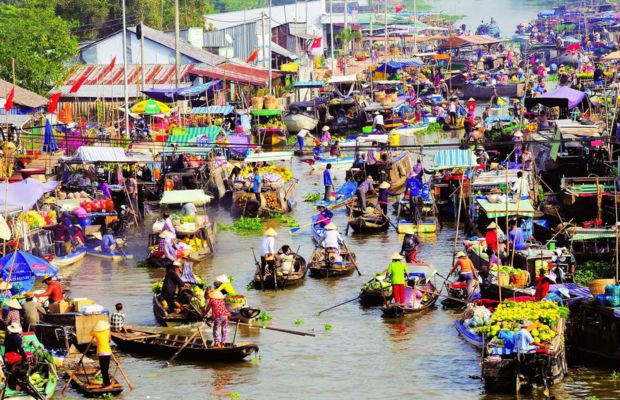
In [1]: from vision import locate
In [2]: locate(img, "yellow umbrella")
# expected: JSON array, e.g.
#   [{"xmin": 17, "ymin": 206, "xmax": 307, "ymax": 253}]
[
  {"xmin": 130, "ymin": 99, "xmax": 172, "ymax": 115},
  {"xmin": 602, "ymin": 51, "xmax": 620, "ymax": 61}
]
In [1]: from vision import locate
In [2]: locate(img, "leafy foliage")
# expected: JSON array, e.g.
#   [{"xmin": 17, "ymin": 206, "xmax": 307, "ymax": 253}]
[
  {"xmin": 573, "ymin": 261, "xmax": 614, "ymax": 286},
  {"xmin": 0, "ymin": 2, "xmax": 78, "ymax": 95}
]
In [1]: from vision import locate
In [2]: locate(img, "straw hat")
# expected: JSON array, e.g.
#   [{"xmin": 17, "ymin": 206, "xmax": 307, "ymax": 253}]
[
  {"xmin": 92, "ymin": 232, "xmax": 102, "ymax": 240},
  {"xmin": 325, "ymin": 222, "xmax": 338, "ymax": 230},
  {"xmin": 366, "ymin": 176, "xmax": 374, "ymax": 182},
  {"xmin": 215, "ymin": 274, "xmax": 230, "ymax": 284},
  {"xmin": 173, "ymin": 259, "xmax": 183, "ymax": 267},
  {"xmin": 456, "ymin": 251, "xmax": 467, "ymax": 258},
  {"xmin": 93, "ymin": 320, "xmax": 110, "ymax": 332},
  {"xmin": 23, "ymin": 292, "xmax": 33, "ymax": 299},
  {"xmin": 209, "ymin": 290, "xmax": 225, "ymax": 300},
  {"xmin": 264, "ymin": 228, "xmax": 277, "ymax": 237},
  {"xmin": 0, "ymin": 281, "xmax": 12, "ymax": 290},
  {"xmin": 374, "ymin": 111, "xmax": 380, "ymax": 115},
  {"xmin": 186, "ymin": 254, "xmax": 201, "ymax": 263},
  {"xmin": 315, "ymin": 201, "xmax": 327, "ymax": 209},
  {"xmin": 391, "ymin": 252, "xmax": 404, "ymax": 260},
  {"xmin": 8, "ymin": 299, "xmax": 21, "ymax": 310},
  {"xmin": 42, "ymin": 274, "xmax": 52, "ymax": 283},
  {"xmin": 486, "ymin": 222, "xmax": 497, "ymax": 230},
  {"xmin": 7, "ymin": 322, "xmax": 22, "ymax": 334},
  {"xmin": 379, "ymin": 181, "xmax": 391, "ymax": 189},
  {"xmin": 322, "ymin": 126, "xmax": 330, "ymax": 131},
  {"xmin": 468, "ymin": 97, "xmax": 475, "ymax": 101},
  {"xmin": 513, "ymin": 130, "xmax": 523, "ymax": 137}
]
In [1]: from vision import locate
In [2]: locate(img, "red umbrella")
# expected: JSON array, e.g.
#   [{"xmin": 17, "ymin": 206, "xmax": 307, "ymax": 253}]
[{"xmin": 566, "ymin": 44, "xmax": 581, "ymax": 52}]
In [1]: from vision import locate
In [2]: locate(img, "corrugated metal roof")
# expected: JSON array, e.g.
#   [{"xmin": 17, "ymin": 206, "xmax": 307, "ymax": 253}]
[
  {"xmin": 189, "ymin": 66, "xmax": 266, "ymax": 86},
  {"xmin": 0, "ymin": 79, "xmax": 47, "ymax": 109},
  {"xmin": 270, "ymin": 41, "xmax": 298, "ymax": 59},
  {"xmin": 220, "ymin": 63, "xmax": 281, "ymax": 80},
  {"xmin": 58, "ymin": 84, "xmax": 192, "ymax": 99},
  {"xmin": 439, "ymin": 35, "xmax": 504, "ymax": 49},
  {"xmin": 63, "ymin": 64, "xmax": 194, "ymax": 87},
  {"xmin": 203, "ymin": 22, "xmax": 259, "ymax": 61}
]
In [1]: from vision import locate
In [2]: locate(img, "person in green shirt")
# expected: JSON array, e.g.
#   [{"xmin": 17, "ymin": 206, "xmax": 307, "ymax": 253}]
[{"xmin": 386, "ymin": 252, "xmax": 409, "ymax": 304}]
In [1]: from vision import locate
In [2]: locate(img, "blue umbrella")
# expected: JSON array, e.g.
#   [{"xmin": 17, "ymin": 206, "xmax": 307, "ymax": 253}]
[
  {"xmin": 0, "ymin": 251, "xmax": 59, "ymax": 293},
  {"xmin": 43, "ymin": 118, "xmax": 58, "ymax": 153}
]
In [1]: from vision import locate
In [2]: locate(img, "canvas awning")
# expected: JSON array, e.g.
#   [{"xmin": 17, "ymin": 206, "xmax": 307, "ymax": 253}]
[
  {"xmin": 431, "ymin": 149, "xmax": 478, "ymax": 170},
  {"xmin": 539, "ymin": 86, "xmax": 586, "ymax": 109},
  {"xmin": 159, "ymin": 190, "xmax": 212, "ymax": 205},
  {"xmin": 67, "ymin": 147, "xmax": 131, "ymax": 163},
  {"xmin": 244, "ymin": 151, "xmax": 293, "ymax": 163},
  {"xmin": 328, "ymin": 74, "xmax": 358, "ymax": 84},
  {"xmin": 439, "ymin": 35, "xmax": 504, "ymax": 49},
  {"xmin": 476, "ymin": 198, "xmax": 535, "ymax": 218},
  {"xmin": 0, "ymin": 178, "xmax": 59, "ymax": 211},
  {"xmin": 374, "ymin": 60, "xmax": 424, "ymax": 73}
]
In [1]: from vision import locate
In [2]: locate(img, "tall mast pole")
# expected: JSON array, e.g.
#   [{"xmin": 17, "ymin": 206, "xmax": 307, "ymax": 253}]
[
  {"xmin": 330, "ymin": 0, "xmax": 335, "ymax": 72},
  {"xmin": 268, "ymin": 0, "xmax": 273, "ymax": 94},
  {"xmin": 121, "ymin": 0, "xmax": 130, "ymax": 138},
  {"xmin": 175, "ymin": 0, "xmax": 180, "ymax": 88}
]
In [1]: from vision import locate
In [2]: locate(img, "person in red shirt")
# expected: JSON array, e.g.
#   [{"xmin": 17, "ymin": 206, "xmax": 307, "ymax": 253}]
[
  {"xmin": 202, "ymin": 288, "xmax": 231, "ymax": 348},
  {"xmin": 35, "ymin": 275, "xmax": 63, "ymax": 305},
  {"xmin": 534, "ymin": 271, "xmax": 556, "ymax": 301},
  {"xmin": 485, "ymin": 222, "xmax": 499, "ymax": 253}
]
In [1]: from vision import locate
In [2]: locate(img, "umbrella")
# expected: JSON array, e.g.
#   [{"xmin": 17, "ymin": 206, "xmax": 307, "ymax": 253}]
[
  {"xmin": 603, "ymin": 51, "xmax": 620, "ymax": 61},
  {"xmin": 566, "ymin": 44, "xmax": 581, "ymax": 52},
  {"xmin": 0, "ymin": 251, "xmax": 58, "ymax": 293},
  {"xmin": 130, "ymin": 99, "xmax": 172, "ymax": 115},
  {"xmin": 43, "ymin": 118, "xmax": 58, "ymax": 153}
]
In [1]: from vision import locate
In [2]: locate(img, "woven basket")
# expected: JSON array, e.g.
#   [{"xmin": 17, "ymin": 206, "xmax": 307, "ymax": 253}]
[
  {"xmin": 251, "ymin": 97, "xmax": 264, "ymax": 110},
  {"xmin": 588, "ymin": 279, "xmax": 616, "ymax": 296},
  {"xmin": 510, "ymin": 271, "xmax": 529, "ymax": 288},
  {"xmin": 497, "ymin": 271, "xmax": 510, "ymax": 287}
]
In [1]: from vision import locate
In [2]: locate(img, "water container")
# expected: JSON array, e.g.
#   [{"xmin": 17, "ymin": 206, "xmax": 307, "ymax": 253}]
[
  {"xmin": 597, "ymin": 294, "xmax": 607, "ymax": 306},
  {"xmin": 390, "ymin": 133, "xmax": 400, "ymax": 147},
  {"xmin": 605, "ymin": 285, "xmax": 616, "ymax": 296},
  {"xmin": 607, "ymin": 295, "xmax": 620, "ymax": 307}
]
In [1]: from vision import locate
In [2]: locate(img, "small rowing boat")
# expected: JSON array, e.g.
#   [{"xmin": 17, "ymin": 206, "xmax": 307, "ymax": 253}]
[
  {"xmin": 348, "ymin": 208, "xmax": 389, "ymax": 233},
  {"xmin": 314, "ymin": 181, "xmax": 357, "ymax": 210},
  {"xmin": 50, "ymin": 247, "xmax": 86, "ymax": 267},
  {"xmin": 359, "ymin": 272, "xmax": 392, "ymax": 307},
  {"xmin": 67, "ymin": 369, "xmax": 124, "ymax": 397},
  {"xmin": 454, "ymin": 319, "xmax": 484, "ymax": 348},
  {"xmin": 308, "ymin": 245, "xmax": 357, "ymax": 278},
  {"xmin": 301, "ymin": 155, "xmax": 355, "ymax": 170},
  {"xmin": 381, "ymin": 261, "xmax": 440, "ymax": 317},
  {"xmin": 111, "ymin": 329, "xmax": 259, "ymax": 362},
  {"xmin": 85, "ymin": 244, "xmax": 133, "ymax": 261},
  {"xmin": 253, "ymin": 249, "xmax": 308, "ymax": 290}
]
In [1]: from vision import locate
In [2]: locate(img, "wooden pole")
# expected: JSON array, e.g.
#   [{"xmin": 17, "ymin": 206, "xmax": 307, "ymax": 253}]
[
  {"xmin": 450, "ymin": 173, "xmax": 465, "ymax": 269},
  {"xmin": 110, "ymin": 352, "xmax": 134, "ymax": 390}
]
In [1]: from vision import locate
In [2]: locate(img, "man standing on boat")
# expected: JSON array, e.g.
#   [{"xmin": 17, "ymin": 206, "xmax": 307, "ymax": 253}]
[
  {"xmin": 386, "ymin": 253, "xmax": 409, "ymax": 305},
  {"xmin": 260, "ymin": 228, "xmax": 277, "ymax": 277},
  {"xmin": 252, "ymin": 167, "xmax": 263, "ymax": 204},
  {"xmin": 162, "ymin": 263, "xmax": 185, "ymax": 313},
  {"xmin": 323, "ymin": 163, "xmax": 333, "ymax": 201},
  {"xmin": 36, "ymin": 275, "xmax": 64, "ymax": 306},
  {"xmin": 297, "ymin": 129, "xmax": 309, "ymax": 153},
  {"xmin": 400, "ymin": 227, "xmax": 421, "ymax": 262},
  {"xmin": 356, "ymin": 176, "xmax": 375, "ymax": 211},
  {"xmin": 321, "ymin": 223, "xmax": 344, "ymax": 261}
]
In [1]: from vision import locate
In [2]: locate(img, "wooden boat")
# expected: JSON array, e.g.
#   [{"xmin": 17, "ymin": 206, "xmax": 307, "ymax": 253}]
[
  {"xmin": 567, "ymin": 300, "xmax": 620, "ymax": 363},
  {"xmin": 348, "ymin": 208, "xmax": 389, "ymax": 233},
  {"xmin": 111, "ymin": 329, "xmax": 259, "ymax": 362},
  {"xmin": 51, "ymin": 247, "xmax": 86, "ymax": 267},
  {"xmin": 397, "ymin": 216, "xmax": 439, "ymax": 234},
  {"xmin": 253, "ymin": 250, "xmax": 308, "ymax": 290},
  {"xmin": 454, "ymin": 319, "xmax": 484, "ymax": 348},
  {"xmin": 482, "ymin": 319, "xmax": 568, "ymax": 392},
  {"xmin": 381, "ymin": 262, "xmax": 439, "ymax": 317},
  {"xmin": 463, "ymin": 82, "xmax": 525, "ymax": 100},
  {"xmin": 0, "ymin": 333, "xmax": 58, "ymax": 400},
  {"xmin": 389, "ymin": 123, "xmax": 428, "ymax": 137},
  {"xmin": 231, "ymin": 181, "xmax": 297, "ymax": 218},
  {"xmin": 301, "ymin": 155, "xmax": 355, "ymax": 171},
  {"xmin": 251, "ymin": 109, "xmax": 288, "ymax": 147},
  {"xmin": 359, "ymin": 272, "xmax": 392, "ymax": 307},
  {"xmin": 85, "ymin": 244, "xmax": 133, "ymax": 261},
  {"xmin": 284, "ymin": 112, "xmax": 318, "ymax": 134},
  {"xmin": 315, "ymin": 181, "xmax": 357, "ymax": 210},
  {"xmin": 308, "ymin": 245, "xmax": 357, "ymax": 278},
  {"xmin": 67, "ymin": 369, "xmax": 123, "ymax": 397},
  {"xmin": 395, "ymin": 196, "xmax": 440, "ymax": 234}
]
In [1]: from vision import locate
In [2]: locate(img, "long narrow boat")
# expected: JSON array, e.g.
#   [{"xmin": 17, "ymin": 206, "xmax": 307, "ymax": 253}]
[
  {"xmin": 348, "ymin": 210, "xmax": 389, "ymax": 233},
  {"xmin": 381, "ymin": 262, "xmax": 440, "ymax": 317},
  {"xmin": 85, "ymin": 244, "xmax": 134, "ymax": 261},
  {"xmin": 359, "ymin": 272, "xmax": 392, "ymax": 307},
  {"xmin": 50, "ymin": 247, "xmax": 86, "ymax": 267},
  {"xmin": 252, "ymin": 252, "xmax": 308, "ymax": 290},
  {"xmin": 315, "ymin": 181, "xmax": 357, "ymax": 210},
  {"xmin": 311, "ymin": 215, "xmax": 325, "ymax": 245},
  {"xmin": 308, "ymin": 245, "xmax": 357, "ymax": 278},
  {"xmin": 111, "ymin": 329, "xmax": 259, "ymax": 362},
  {"xmin": 301, "ymin": 155, "xmax": 355, "ymax": 171},
  {"xmin": 454, "ymin": 319, "xmax": 484, "ymax": 348},
  {"xmin": 67, "ymin": 369, "xmax": 123, "ymax": 397}
]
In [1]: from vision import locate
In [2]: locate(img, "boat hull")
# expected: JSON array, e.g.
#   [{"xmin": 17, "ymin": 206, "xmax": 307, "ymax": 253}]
[
  {"xmin": 284, "ymin": 113, "xmax": 318, "ymax": 134},
  {"xmin": 51, "ymin": 248, "xmax": 86, "ymax": 267}
]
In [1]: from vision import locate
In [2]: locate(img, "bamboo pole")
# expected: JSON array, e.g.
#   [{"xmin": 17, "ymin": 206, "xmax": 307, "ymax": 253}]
[{"xmin": 450, "ymin": 173, "xmax": 466, "ymax": 269}]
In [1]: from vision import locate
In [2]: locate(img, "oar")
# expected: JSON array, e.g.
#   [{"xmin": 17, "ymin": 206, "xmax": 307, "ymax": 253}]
[
  {"xmin": 341, "ymin": 241, "xmax": 361, "ymax": 276},
  {"xmin": 165, "ymin": 322, "xmax": 205, "ymax": 366},
  {"xmin": 251, "ymin": 247, "xmax": 264, "ymax": 291},
  {"xmin": 377, "ymin": 206, "xmax": 399, "ymax": 231},
  {"xmin": 416, "ymin": 287, "xmax": 469, "ymax": 305},
  {"xmin": 290, "ymin": 219, "xmax": 321, "ymax": 233},
  {"xmin": 234, "ymin": 321, "xmax": 316, "ymax": 337},
  {"xmin": 110, "ymin": 352, "xmax": 134, "ymax": 390},
  {"xmin": 317, "ymin": 296, "xmax": 360, "ymax": 315}
]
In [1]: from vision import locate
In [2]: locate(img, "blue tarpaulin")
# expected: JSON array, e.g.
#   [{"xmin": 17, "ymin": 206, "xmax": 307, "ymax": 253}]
[
  {"xmin": 190, "ymin": 105, "xmax": 235, "ymax": 115},
  {"xmin": 43, "ymin": 119, "xmax": 58, "ymax": 153},
  {"xmin": 375, "ymin": 60, "xmax": 424, "ymax": 73},
  {"xmin": 0, "ymin": 251, "xmax": 58, "ymax": 293},
  {"xmin": 431, "ymin": 149, "xmax": 478, "ymax": 170},
  {"xmin": 142, "ymin": 81, "xmax": 222, "ymax": 102},
  {"xmin": 294, "ymin": 81, "xmax": 325, "ymax": 88}
]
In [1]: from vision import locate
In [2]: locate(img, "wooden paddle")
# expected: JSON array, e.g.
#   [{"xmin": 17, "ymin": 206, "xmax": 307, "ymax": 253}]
[
  {"xmin": 290, "ymin": 219, "xmax": 321, "ymax": 233},
  {"xmin": 110, "ymin": 352, "xmax": 133, "ymax": 390},
  {"xmin": 376, "ymin": 206, "xmax": 399, "ymax": 231},
  {"xmin": 251, "ymin": 247, "xmax": 264, "ymax": 291},
  {"xmin": 233, "ymin": 321, "xmax": 315, "ymax": 337},
  {"xmin": 341, "ymin": 241, "xmax": 361, "ymax": 276},
  {"xmin": 165, "ymin": 323, "xmax": 205, "ymax": 366},
  {"xmin": 317, "ymin": 296, "xmax": 360, "ymax": 315}
]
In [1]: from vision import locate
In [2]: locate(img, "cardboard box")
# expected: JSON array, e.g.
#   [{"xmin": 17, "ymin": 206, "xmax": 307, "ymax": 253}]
[
  {"xmin": 73, "ymin": 298, "xmax": 95, "ymax": 312},
  {"xmin": 49, "ymin": 300, "xmax": 71, "ymax": 314}
]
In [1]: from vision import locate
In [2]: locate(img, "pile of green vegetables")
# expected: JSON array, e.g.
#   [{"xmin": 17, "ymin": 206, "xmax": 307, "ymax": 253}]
[
  {"xmin": 573, "ymin": 261, "xmax": 614, "ymax": 286},
  {"xmin": 303, "ymin": 192, "xmax": 321, "ymax": 202},
  {"xmin": 217, "ymin": 217, "xmax": 264, "ymax": 233},
  {"xmin": 417, "ymin": 122, "xmax": 443, "ymax": 136}
]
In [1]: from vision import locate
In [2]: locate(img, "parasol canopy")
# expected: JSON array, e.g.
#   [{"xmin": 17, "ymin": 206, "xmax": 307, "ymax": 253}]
[{"xmin": 130, "ymin": 99, "xmax": 171, "ymax": 115}]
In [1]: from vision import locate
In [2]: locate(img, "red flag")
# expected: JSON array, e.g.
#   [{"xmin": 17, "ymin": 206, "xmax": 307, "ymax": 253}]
[
  {"xmin": 102, "ymin": 56, "xmax": 117, "ymax": 77},
  {"xmin": 3, "ymin": 87, "xmax": 15, "ymax": 111},
  {"xmin": 69, "ymin": 73, "xmax": 89, "ymax": 93},
  {"xmin": 310, "ymin": 37, "xmax": 322, "ymax": 49},
  {"xmin": 395, "ymin": 5, "xmax": 404, "ymax": 13},
  {"xmin": 48, "ymin": 92, "xmax": 62, "ymax": 114},
  {"xmin": 246, "ymin": 49, "xmax": 259, "ymax": 63}
]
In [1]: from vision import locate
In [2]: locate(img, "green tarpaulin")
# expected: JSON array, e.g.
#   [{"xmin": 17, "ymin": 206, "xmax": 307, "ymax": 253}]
[
  {"xmin": 251, "ymin": 109, "xmax": 282, "ymax": 116},
  {"xmin": 477, "ymin": 198, "xmax": 535, "ymax": 218},
  {"xmin": 167, "ymin": 126, "xmax": 222, "ymax": 145}
]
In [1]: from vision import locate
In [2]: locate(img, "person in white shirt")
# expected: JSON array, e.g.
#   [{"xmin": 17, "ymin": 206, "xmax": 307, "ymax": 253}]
[
  {"xmin": 296, "ymin": 129, "xmax": 309, "ymax": 153},
  {"xmin": 260, "ymin": 228, "xmax": 277, "ymax": 275},
  {"xmin": 321, "ymin": 222, "xmax": 344, "ymax": 262},
  {"xmin": 511, "ymin": 171, "xmax": 530, "ymax": 199},
  {"xmin": 373, "ymin": 112, "xmax": 385, "ymax": 133},
  {"xmin": 278, "ymin": 245, "xmax": 296, "ymax": 274}
]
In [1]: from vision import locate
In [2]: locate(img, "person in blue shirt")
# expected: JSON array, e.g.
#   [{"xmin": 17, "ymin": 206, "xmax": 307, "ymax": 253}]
[
  {"xmin": 508, "ymin": 219, "xmax": 527, "ymax": 251},
  {"xmin": 513, "ymin": 324, "xmax": 539, "ymax": 353},
  {"xmin": 101, "ymin": 229, "xmax": 117, "ymax": 253},
  {"xmin": 252, "ymin": 167, "xmax": 262, "ymax": 203},
  {"xmin": 323, "ymin": 163, "xmax": 333, "ymax": 201},
  {"xmin": 405, "ymin": 174, "xmax": 423, "ymax": 220}
]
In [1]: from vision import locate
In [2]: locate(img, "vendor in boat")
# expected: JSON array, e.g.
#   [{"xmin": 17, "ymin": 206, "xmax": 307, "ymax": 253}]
[
  {"xmin": 484, "ymin": 222, "xmax": 504, "ymax": 255},
  {"xmin": 252, "ymin": 167, "xmax": 263, "ymax": 204},
  {"xmin": 315, "ymin": 202, "xmax": 333, "ymax": 227},
  {"xmin": 448, "ymin": 252, "xmax": 479, "ymax": 298},
  {"xmin": 508, "ymin": 219, "xmax": 527, "ymax": 251},
  {"xmin": 321, "ymin": 126, "xmax": 331, "ymax": 144},
  {"xmin": 297, "ymin": 129, "xmax": 310, "ymax": 153},
  {"xmin": 510, "ymin": 170, "xmax": 530, "ymax": 199},
  {"xmin": 202, "ymin": 288, "xmax": 231, "ymax": 348},
  {"xmin": 44, "ymin": 221, "xmax": 73, "ymax": 257},
  {"xmin": 400, "ymin": 227, "xmax": 421, "ymax": 262},
  {"xmin": 100, "ymin": 228, "xmax": 117, "ymax": 253},
  {"xmin": 91, "ymin": 320, "xmax": 114, "ymax": 390},
  {"xmin": 3, "ymin": 299, "xmax": 22, "ymax": 330},
  {"xmin": 161, "ymin": 212, "xmax": 176, "ymax": 238},
  {"xmin": 404, "ymin": 173, "xmax": 423, "ymax": 221},
  {"xmin": 386, "ymin": 252, "xmax": 409, "ymax": 305},
  {"xmin": 22, "ymin": 293, "xmax": 45, "ymax": 331},
  {"xmin": 158, "ymin": 231, "xmax": 178, "ymax": 263},
  {"xmin": 356, "ymin": 175, "xmax": 376, "ymax": 211},
  {"xmin": 98, "ymin": 179, "xmax": 112, "ymax": 199},
  {"xmin": 110, "ymin": 303, "xmax": 127, "ymax": 333},
  {"xmin": 162, "ymin": 263, "xmax": 185, "ymax": 313},
  {"xmin": 372, "ymin": 112, "xmax": 385, "ymax": 134},
  {"xmin": 181, "ymin": 202, "xmax": 197, "ymax": 217},
  {"xmin": 322, "ymin": 223, "xmax": 344, "ymax": 260},
  {"xmin": 511, "ymin": 130, "xmax": 524, "ymax": 162},
  {"xmin": 260, "ymin": 228, "xmax": 277, "ymax": 276},
  {"xmin": 36, "ymin": 275, "xmax": 64, "ymax": 306},
  {"xmin": 213, "ymin": 274, "xmax": 236, "ymax": 296},
  {"xmin": 4, "ymin": 322, "xmax": 31, "ymax": 390},
  {"xmin": 330, "ymin": 141, "xmax": 341, "ymax": 157},
  {"xmin": 377, "ymin": 181, "xmax": 395, "ymax": 215},
  {"xmin": 179, "ymin": 255, "xmax": 199, "ymax": 284},
  {"xmin": 227, "ymin": 163, "xmax": 242, "ymax": 190},
  {"xmin": 534, "ymin": 271, "xmax": 556, "ymax": 301},
  {"xmin": 475, "ymin": 145, "xmax": 490, "ymax": 167},
  {"xmin": 513, "ymin": 323, "xmax": 540, "ymax": 353},
  {"xmin": 278, "ymin": 245, "xmax": 296, "ymax": 274}
]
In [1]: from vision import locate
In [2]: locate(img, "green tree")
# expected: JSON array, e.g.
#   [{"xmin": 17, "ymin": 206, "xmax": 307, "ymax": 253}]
[
  {"xmin": 55, "ymin": 0, "xmax": 115, "ymax": 41},
  {"xmin": 335, "ymin": 28, "xmax": 362, "ymax": 55},
  {"xmin": 0, "ymin": 3, "xmax": 78, "ymax": 95}
]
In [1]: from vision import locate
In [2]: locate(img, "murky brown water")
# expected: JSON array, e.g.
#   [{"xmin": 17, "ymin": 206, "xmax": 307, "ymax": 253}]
[{"xmin": 51, "ymin": 154, "xmax": 620, "ymax": 400}]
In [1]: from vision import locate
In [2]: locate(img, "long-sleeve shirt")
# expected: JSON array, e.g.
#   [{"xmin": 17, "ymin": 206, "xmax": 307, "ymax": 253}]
[
  {"xmin": 323, "ymin": 169, "xmax": 333, "ymax": 186},
  {"xmin": 260, "ymin": 236, "xmax": 275, "ymax": 256},
  {"xmin": 357, "ymin": 180, "xmax": 373, "ymax": 194},
  {"xmin": 401, "ymin": 234, "xmax": 421, "ymax": 253},
  {"xmin": 92, "ymin": 330, "xmax": 112, "ymax": 356},
  {"xmin": 405, "ymin": 177, "xmax": 423, "ymax": 197},
  {"xmin": 162, "ymin": 269, "xmax": 184, "ymax": 297},
  {"xmin": 5, "ymin": 333, "xmax": 26, "ymax": 358},
  {"xmin": 322, "ymin": 230, "xmax": 343, "ymax": 249},
  {"xmin": 23, "ymin": 301, "xmax": 46, "ymax": 328},
  {"xmin": 387, "ymin": 261, "xmax": 409, "ymax": 284},
  {"xmin": 203, "ymin": 298, "xmax": 231, "ymax": 319},
  {"xmin": 36, "ymin": 281, "xmax": 63, "ymax": 303},
  {"xmin": 4, "ymin": 309, "xmax": 20, "ymax": 326}
]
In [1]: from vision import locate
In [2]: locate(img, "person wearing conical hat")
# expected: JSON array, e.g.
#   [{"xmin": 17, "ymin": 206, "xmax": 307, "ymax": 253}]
[
  {"xmin": 484, "ymin": 222, "xmax": 501, "ymax": 254},
  {"xmin": 400, "ymin": 226, "xmax": 421, "ymax": 262},
  {"xmin": 386, "ymin": 252, "xmax": 409, "ymax": 305},
  {"xmin": 213, "ymin": 274, "xmax": 237, "ymax": 296},
  {"xmin": 260, "ymin": 228, "xmax": 278, "ymax": 277},
  {"xmin": 23, "ymin": 292, "xmax": 46, "ymax": 332},
  {"xmin": 91, "ymin": 320, "xmax": 113, "ymax": 390},
  {"xmin": 202, "ymin": 287, "xmax": 231, "ymax": 348},
  {"xmin": 3, "ymin": 298, "xmax": 22, "ymax": 330},
  {"xmin": 377, "ymin": 181, "xmax": 394, "ymax": 215},
  {"xmin": 356, "ymin": 175, "xmax": 376, "ymax": 212},
  {"xmin": 315, "ymin": 201, "xmax": 333, "ymax": 228},
  {"xmin": 4, "ymin": 322, "xmax": 27, "ymax": 373},
  {"xmin": 321, "ymin": 223, "xmax": 344, "ymax": 262},
  {"xmin": 512, "ymin": 129, "xmax": 524, "ymax": 162},
  {"xmin": 448, "ymin": 251, "xmax": 479, "ymax": 298}
]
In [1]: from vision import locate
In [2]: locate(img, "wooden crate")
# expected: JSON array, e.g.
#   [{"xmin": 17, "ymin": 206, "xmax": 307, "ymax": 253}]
[{"xmin": 43, "ymin": 312, "xmax": 109, "ymax": 344}]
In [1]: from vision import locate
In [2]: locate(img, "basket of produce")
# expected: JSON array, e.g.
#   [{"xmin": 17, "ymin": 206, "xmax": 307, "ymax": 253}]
[
  {"xmin": 226, "ymin": 295, "xmax": 247, "ymax": 311},
  {"xmin": 509, "ymin": 269, "xmax": 529, "ymax": 288},
  {"xmin": 588, "ymin": 279, "xmax": 616, "ymax": 296},
  {"xmin": 251, "ymin": 96, "xmax": 264, "ymax": 110}
]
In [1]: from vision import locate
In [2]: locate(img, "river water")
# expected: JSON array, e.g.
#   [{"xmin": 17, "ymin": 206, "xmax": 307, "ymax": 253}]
[{"xmin": 56, "ymin": 149, "xmax": 620, "ymax": 399}]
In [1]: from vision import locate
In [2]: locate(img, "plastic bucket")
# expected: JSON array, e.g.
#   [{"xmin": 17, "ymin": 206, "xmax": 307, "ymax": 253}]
[
  {"xmin": 547, "ymin": 240, "xmax": 556, "ymax": 251},
  {"xmin": 390, "ymin": 133, "xmax": 400, "ymax": 146},
  {"xmin": 362, "ymin": 126, "xmax": 373, "ymax": 134}
]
